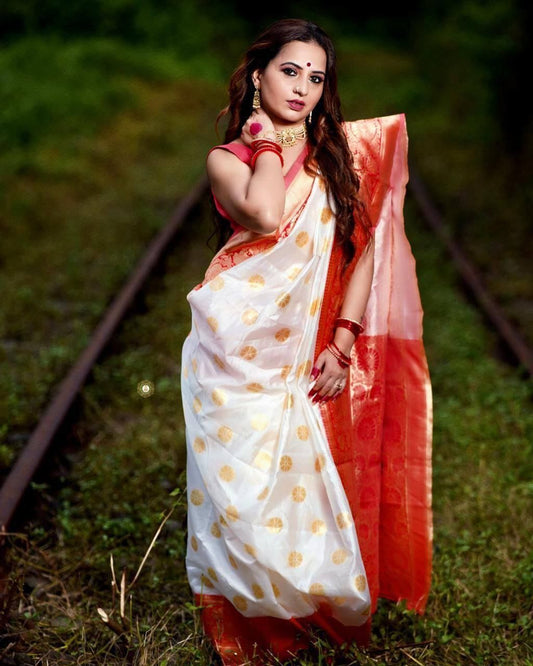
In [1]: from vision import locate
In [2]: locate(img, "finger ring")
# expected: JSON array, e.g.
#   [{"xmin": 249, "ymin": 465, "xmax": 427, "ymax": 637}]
[
  {"xmin": 335, "ymin": 382, "xmax": 343, "ymax": 390},
  {"xmin": 250, "ymin": 122, "xmax": 263, "ymax": 136}
]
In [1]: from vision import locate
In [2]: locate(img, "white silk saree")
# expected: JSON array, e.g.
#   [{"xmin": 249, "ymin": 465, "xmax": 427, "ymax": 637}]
[{"xmin": 181, "ymin": 114, "xmax": 432, "ymax": 664}]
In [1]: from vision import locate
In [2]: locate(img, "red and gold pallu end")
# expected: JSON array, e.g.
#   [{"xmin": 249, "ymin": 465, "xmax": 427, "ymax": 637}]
[
  {"xmin": 378, "ymin": 336, "xmax": 432, "ymax": 613},
  {"xmin": 317, "ymin": 114, "xmax": 433, "ymax": 616}
]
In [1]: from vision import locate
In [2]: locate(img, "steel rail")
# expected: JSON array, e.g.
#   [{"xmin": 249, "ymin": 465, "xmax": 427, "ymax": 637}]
[
  {"xmin": 408, "ymin": 165, "xmax": 533, "ymax": 377},
  {"xmin": 0, "ymin": 175, "xmax": 208, "ymax": 534}
]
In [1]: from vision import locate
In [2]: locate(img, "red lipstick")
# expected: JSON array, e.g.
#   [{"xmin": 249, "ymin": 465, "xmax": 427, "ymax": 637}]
[{"xmin": 288, "ymin": 100, "xmax": 305, "ymax": 111}]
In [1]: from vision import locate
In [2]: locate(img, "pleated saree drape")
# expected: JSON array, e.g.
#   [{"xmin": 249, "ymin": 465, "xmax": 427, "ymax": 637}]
[{"xmin": 181, "ymin": 114, "xmax": 432, "ymax": 664}]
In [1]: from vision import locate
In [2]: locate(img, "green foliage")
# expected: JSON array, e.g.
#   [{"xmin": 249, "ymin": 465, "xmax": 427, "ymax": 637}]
[
  {"xmin": 0, "ymin": 36, "xmax": 223, "ymax": 180},
  {"xmin": 0, "ymin": 0, "xmax": 249, "ymax": 64},
  {"xmin": 414, "ymin": 0, "xmax": 527, "ymax": 150}
]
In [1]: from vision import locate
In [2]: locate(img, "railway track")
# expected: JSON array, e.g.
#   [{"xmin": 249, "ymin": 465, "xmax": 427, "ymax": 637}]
[{"xmin": 1, "ymin": 167, "xmax": 531, "ymax": 537}]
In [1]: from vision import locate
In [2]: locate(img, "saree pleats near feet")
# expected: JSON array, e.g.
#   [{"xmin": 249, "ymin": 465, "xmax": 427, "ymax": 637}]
[{"xmin": 181, "ymin": 115, "xmax": 432, "ymax": 664}]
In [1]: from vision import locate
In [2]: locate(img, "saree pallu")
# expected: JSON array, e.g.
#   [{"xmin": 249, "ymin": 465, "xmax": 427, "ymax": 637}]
[{"xmin": 181, "ymin": 114, "xmax": 432, "ymax": 664}]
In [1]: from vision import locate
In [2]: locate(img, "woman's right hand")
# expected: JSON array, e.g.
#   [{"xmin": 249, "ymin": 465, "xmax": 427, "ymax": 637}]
[{"xmin": 241, "ymin": 108, "xmax": 276, "ymax": 146}]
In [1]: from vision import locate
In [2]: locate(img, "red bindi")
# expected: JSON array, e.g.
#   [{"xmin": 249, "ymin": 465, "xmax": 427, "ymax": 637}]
[{"xmin": 307, "ymin": 62, "xmax": 311, "ymax": 67}]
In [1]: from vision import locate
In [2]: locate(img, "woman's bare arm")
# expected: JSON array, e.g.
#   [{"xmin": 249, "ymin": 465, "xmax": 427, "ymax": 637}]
[
  {"xmin": 309, "ymin": 240, "xmax": 374, "ymax": 401},
  {"xmin": 206, "ymin": 109, "xmax": 285, "ymax": 234},
  {"xmin": 334, "ymin": 240, "xmax": 374, "ymax": 354}
]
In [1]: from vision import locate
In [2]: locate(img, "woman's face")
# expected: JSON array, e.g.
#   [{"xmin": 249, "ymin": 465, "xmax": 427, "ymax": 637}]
[{"xmin": 253, "ymin": 40, "xmax": 327, "ymax": 127}]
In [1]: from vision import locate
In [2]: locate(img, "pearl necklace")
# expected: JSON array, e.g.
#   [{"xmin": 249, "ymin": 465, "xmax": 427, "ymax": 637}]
[{"xmin": 275, "ymin": 124, "xmax": 307, "ymax": 148}]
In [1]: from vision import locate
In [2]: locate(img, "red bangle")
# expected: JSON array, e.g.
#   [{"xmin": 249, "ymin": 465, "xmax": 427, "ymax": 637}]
[
  {"xmin": 250, "ymin": 146, "xmax": 284, "ymax": 169},
  {"xmin": 326, "ymin": 344, "xmax": 350, "ymax": 368},
  {"xmin": 326, "ymin": 341, "xmax": 351, "ymax": 368},
  {"xmin": 251, "ymin": 138, "xmax": 282, "ymax": 153},
  {"xmin": 335, "ymin": 317, "xmax": 365, "ymax": 337},
  {"xmin": 331, "ymin": 340, "xmax": 352, "ymax": 365}
]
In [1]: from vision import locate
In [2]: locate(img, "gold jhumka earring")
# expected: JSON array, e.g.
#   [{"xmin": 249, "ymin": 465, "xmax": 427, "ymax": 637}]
[{"xmin": 253, "ymin": 87, "xmax": 261, "ymax": 109}]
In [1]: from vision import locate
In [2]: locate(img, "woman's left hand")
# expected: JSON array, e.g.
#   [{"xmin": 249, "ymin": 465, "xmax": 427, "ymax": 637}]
[{"xmin": 308, "ymin": 347, "xmax": 348, "ymax": 403}]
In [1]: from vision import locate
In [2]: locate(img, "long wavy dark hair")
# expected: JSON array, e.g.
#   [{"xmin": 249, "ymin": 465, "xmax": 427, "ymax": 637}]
[{"xmin": 213, "ymin": 18, "xmax": 371, "ymax": 264}]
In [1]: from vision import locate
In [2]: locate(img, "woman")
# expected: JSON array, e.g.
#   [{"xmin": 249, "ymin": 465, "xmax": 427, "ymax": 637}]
[{"xmin": 181, "ymin": 18, "xmax": 432, "ymax": 665}]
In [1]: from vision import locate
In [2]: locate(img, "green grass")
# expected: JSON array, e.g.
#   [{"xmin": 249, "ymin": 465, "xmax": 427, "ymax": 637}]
[
  {"xmin": 4, "ymin": 193, "xmax": 531, "ymax": 666},
  {"xmin": 0, "ymin": 36, "xmax": 219, "ymax": 179},
  {"xmin": 1, "ymin": 33, "xmax": 532, "ymax": 665}
]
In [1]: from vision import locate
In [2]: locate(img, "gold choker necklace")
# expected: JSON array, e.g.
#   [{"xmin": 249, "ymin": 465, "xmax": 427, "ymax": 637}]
[{"xmin": 275, "ymin": 124, "xmax": 307, "ymax": 148}]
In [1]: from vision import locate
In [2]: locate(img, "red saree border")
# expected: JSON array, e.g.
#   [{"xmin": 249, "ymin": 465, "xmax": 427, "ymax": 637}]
[{"xmin": 195, "ymin": 593, "xmax": 371, "ymax": 666}]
